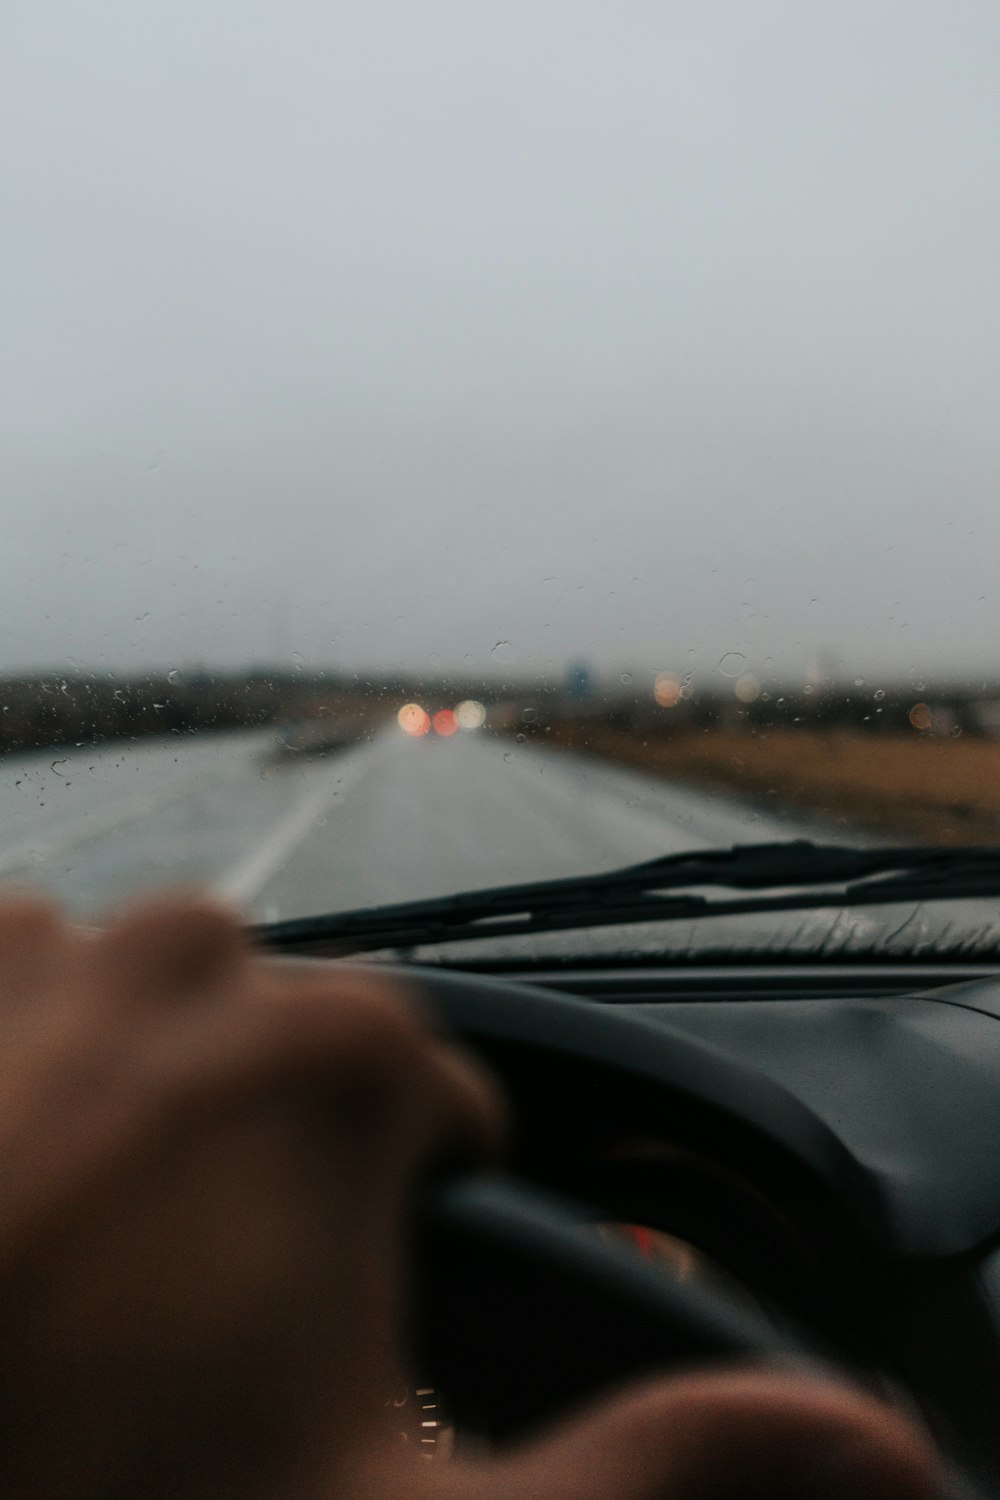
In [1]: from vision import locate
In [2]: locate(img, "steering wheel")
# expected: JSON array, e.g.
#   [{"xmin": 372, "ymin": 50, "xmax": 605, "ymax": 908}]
[
  {"xmin": 399, "ymin": 966, "xmax": 835, "ymax": 1439},
  {"xmin": 416, "ymin": 1173, "xmax": 805, "ymax": 1436},
  {"xmin": 400, "ymin": 966, "xmax": 992, "ymax": 1499}
]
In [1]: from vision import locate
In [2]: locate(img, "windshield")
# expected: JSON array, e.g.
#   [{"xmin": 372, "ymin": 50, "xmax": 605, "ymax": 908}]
[{"xmin": 6, "ymin": 4, "xmax": 1000, "ymax": 952}]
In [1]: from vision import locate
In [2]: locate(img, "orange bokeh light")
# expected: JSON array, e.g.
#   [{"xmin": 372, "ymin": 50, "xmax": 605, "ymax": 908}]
[
  {"xmin": 397, "ymin": 703, "xmax": 431, "ymax": 736},
  {"xmin": 432, "ymin": 709, "xmax": 458, "ymax": 736},
  {"xmin": 654, "ymin": 673, "xmax": 682, "ymax": 708}
]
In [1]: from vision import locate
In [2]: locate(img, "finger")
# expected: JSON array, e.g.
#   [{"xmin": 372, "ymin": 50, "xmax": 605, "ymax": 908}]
[
  {"xmin": 249, "ymin": 964, "xmax": 505, "ymax": 1163},
  {"xmin": 87, "ymin": 893, "xmax": 249, "ymax": 1003},
  {"xmin": 440, "ymin": 1368, "xmax": 945, "ymax": 1500},
  {"xmin": 147, "ymin": 966, "xmax": 505, "ymax": 1166},
  {"xmin": 0, "ymin": 895, "xmax": 69, "ymax": 1014},
  {"xmin": 416, "ymin": 1035, "xmax": 507, "ymax": 1168},
  {"xmin": 263, "ymin": 965, "xmax": 506, "ymax": 1160},
  {"xmin": 6, "ymin": 966, "xmax": 501, "ymax": 1258}
]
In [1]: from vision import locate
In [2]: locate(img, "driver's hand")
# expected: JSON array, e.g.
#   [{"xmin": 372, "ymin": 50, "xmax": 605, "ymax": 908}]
[{"xmin": 0, "ymin": 895, "xmax": 944, "ymax": 1500}]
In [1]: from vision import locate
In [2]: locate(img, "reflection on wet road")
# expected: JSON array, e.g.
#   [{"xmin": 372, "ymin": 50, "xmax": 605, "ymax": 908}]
[{"xmin": 0, "ymin": 726, "xmax": 830, "ymax": 922}]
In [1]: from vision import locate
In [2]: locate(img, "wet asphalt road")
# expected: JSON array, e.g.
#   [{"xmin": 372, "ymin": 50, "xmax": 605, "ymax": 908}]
[{"xmin": 0, "ymin": 726, "xmax": 832, "ymax": 923}]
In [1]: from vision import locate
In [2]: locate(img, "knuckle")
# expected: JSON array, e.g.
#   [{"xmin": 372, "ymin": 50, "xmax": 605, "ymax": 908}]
[
  {"xmin": 325, "ymin": 985, "xmax": 430, "ymax": 1087},
  {"xmin": 0, "ymin": 893, "xmax": 64, "ymax": 941},
  {"xmin": 94, "ymin": 892, "xmax": 246, "ymax": 992},
  {"xmin": 259, "ymin": 969, "xmax": 434, "ymax": 1098},
  {"xmin": 423, "ymin": 1038, "xmax": 507, "ymax": 1145},
  {"xmin": 110, "ymin": 891, "xmax": 240, "ymax": 942}
]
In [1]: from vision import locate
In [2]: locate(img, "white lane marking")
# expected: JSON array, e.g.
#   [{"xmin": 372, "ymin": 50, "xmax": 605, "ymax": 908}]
[{"xmin": 212, "ymin": 743, "xmax": 377, "ymax": 905}]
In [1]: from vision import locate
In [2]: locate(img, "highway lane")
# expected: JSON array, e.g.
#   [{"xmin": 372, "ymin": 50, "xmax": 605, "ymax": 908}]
[
  {"xmin": 0, "ymin": 725, "xmax": 838, "ymax": 922},
  {"xmin": 251, "ymin": 728, "xmax": 849, "ymax": 921}
]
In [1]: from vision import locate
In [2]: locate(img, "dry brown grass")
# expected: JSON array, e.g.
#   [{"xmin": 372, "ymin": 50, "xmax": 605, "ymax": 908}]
[{"xmin": 544, "ymin": 723, "xmax": 1000, "ymax": 844}]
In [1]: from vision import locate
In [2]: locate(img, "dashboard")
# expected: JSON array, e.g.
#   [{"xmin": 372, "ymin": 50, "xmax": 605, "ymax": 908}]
[{"xmin": 357, "ymin": 958, "xmax": 1000, "ymax": 1490}]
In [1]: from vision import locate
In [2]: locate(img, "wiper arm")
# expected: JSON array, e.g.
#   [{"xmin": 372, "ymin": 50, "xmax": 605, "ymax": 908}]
[{"xmin": 254, "ymin": 840, "xmax": 1000, "ymax": 955}]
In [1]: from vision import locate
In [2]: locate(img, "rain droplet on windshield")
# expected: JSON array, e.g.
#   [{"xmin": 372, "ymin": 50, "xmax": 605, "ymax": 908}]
[
  {"xmin": 491, "ymin": 641, "xmax": 515, "ymax": 664},
  {"xmin": 620, "ymin": 672, "xmax": 632, "ymax": 685},
  {"xmin": 718, "ymin": 652, "xmax": 747, "ymax": 678}
]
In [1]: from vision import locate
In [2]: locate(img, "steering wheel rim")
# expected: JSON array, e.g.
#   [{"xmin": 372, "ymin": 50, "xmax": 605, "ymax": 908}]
[
  {"xmin": 415, "ymin": 1171, "xmax": 818, "ymax": 1439},
  {"xmin": 394, "ymin": 964, "xmax": 835, "ymax": 1439}
]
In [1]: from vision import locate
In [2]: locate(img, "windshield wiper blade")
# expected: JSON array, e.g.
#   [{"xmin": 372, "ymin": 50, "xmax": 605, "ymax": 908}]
[{"xmin": 254, "ymin": 840, "xmax": 1000, "ymax": 955}]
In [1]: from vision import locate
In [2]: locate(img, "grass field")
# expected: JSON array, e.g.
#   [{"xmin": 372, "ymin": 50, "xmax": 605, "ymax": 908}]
[{"xmin": 545, "ymin": 723, "xmax": 1000, "ymax": 845}]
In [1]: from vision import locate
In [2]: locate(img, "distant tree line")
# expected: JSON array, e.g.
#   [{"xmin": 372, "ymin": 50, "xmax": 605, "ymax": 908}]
[
  {"xmin": 7, "ymin": 666, "xmax": 1000, "ymax": 754},
  {"xmin": 549, "ymin": 682, "xmax": 1000, "ymax": 738},
  {"xmin": 0, "ymin": 672, "xmax": 347, "ymax": 753}
]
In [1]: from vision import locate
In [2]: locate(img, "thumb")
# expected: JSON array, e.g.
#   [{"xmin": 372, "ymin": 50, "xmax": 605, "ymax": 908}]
[{"xmin": 440, "ymin": 1368, "xmax": 946, "ymax": 1500}]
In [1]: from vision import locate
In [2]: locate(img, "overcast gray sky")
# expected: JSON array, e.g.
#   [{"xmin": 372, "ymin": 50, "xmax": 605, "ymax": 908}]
[{"xmin": 5, "ymin": 1, "xmax": 1000, "ymax": 686}]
